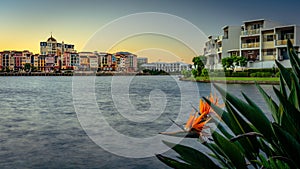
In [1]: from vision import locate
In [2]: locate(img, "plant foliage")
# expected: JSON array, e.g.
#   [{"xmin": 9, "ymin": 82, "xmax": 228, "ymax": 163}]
[{"xmin": 156, "ymin": 39, "xmax": 300, "ymax": 169}]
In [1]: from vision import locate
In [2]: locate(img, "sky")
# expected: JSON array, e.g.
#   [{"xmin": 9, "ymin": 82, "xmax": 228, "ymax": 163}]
[{"xmin": 1, "ymin": 0, "xmax": 300, "ymax": 63}]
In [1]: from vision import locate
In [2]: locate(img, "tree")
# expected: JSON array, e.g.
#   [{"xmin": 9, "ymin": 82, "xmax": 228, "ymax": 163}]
[
  {"xmin": 235, "ymin": 56, "xmax": 247, "ymax": 67},
  {"xmin": 24, "ymin": 63, "xmax": 31, "ymax": 72},
  {"xmin": 5, "ymin": 66, "xmax": 10, "ymax": 72},
  {"xmin": 222, "ymin": 55, "xmax": 247, "ymax": 71},
  {"xmin": 221, "ymin": 56, "xmax": 235, "ymax": 70},
  {"xmin": 201, "ymin": 68, "xmax": 209, "ymax": 77},
  {"xmin": 192, "ymin": 56, "xmax": 207, "ymax": 77},
  {"xmin": 181, "ymin": 69, "xmax": 191, "ymax": 78},
  {"xmin": 31, "ymin": 65, "xmax": 38, "ymax": 72}
]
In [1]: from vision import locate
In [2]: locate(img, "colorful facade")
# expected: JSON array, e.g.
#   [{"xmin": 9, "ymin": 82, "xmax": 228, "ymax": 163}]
[{"xmin": 40, "ymin": 34, "xmax": 75, "ymax": 56}]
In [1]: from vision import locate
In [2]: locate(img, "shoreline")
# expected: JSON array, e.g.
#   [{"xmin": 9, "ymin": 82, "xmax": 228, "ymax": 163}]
[
  {"xmin": 179, "ymin": 77, "xmax": 279, "ymax": 85},
  {"xmin": 0, "ymin": 72, "xmax": 176, "ymax": 76}
]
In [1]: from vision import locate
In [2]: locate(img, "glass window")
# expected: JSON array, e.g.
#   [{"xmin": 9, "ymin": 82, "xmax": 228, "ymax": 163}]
[
  {"xmin": 267, "ymin": 35, "xmax": 274, "ymax": 41},
  {"xmin": 267, "ymin": 49, "xmax": 274, "ymax": 55}
]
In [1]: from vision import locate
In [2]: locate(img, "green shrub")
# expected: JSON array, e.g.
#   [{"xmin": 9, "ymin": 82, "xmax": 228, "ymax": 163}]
[
  {"xmin": 201, "ymin": 68, "xmax": 209, "ymax": 77},
  {"xmin": 251, "ymin": 72, "xmax": 273, "ymax": 77},
  {"xmin": 181, "ymin": 70, "xmax": 192, "ymax": 78},
  {"xmin": 275, "ymin": 71, "xmax": 280, "ymax": 77},
  {"xmin": 256, "ymin": 72, "xmax": 263, "ymax": 77},
  {"xmin": 261, "ymin": 72, "xmax": 272, "ymax": 77},
  {"xmin": 231, "ymin": 72, "xmax": 249, "ymax": 77},
  {"xmin": 224, "ymin": 70, "xmax": 232, "ymax": 77},
  {"xmin": 248, "ymin": 68, "xmax": 274, "ymax": 74},
  {"xmin": 249, "ymin": 73, "xmax": 256, "ymax": 77}
]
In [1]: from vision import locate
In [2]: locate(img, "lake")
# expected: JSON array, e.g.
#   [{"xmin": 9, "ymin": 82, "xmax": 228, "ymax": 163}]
[{"xmin": 0, "ymin": 76, "xmax": 276, "ymax": 169}]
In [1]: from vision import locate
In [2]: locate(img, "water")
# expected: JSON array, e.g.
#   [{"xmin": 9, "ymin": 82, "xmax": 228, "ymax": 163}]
[{"xmin": 0, "ymin": 76, "xmax": 276, "ymax": 169}]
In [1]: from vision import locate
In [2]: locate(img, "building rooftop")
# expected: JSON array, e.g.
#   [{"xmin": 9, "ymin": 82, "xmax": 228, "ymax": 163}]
[
  {"xmin": 243, "ymin": 18, "xmax": 265, "ymax": 24},
  {"xmin": 47, "ymin": 35, "xmax": 57, "ymax": 42}
]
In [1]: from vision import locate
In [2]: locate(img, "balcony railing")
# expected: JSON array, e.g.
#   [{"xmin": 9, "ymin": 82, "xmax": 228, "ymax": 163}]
[
  {"xmin": 262, "ymin": 52, "xmax": 276, "ymax": 56},
  {"xmin": 241, "ymin": 42, "xmax": 260, "ymax": 48},
  {"xmin": 217, "ymin": 47, "xmax": 222, "ymax": 52},
  {"xmin": 275, "ymin": 39, "xmax": 294, "ymax": 46},
  {"xmin": 241, "ymin": 29, "xmax": 260, "ymax": 36}
]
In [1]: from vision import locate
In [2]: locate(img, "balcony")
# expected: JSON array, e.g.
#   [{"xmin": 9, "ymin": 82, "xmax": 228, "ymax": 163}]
[
  {"xmin": 217, "ymin": 35, "xmax": 223, "ymax": 42},
  {"xmin": 241, "ymin": 42, "xmax": 260, "ymax": 49},
  {"xmin": 241, "ymin": 29, "xmax": 260, "ymax": 36},
  {"xmin": 204, "ymin": 49, "xmax": 217, "ymax": 56},
  {"xmin": 275, "ymin": 39, "xmax": 294, "ymax": 46}
]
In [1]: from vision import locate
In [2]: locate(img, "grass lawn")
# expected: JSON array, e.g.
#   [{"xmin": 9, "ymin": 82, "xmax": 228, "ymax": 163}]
[{"xmin": 190, "ymin": 76, "xmax": 279, "ymax": 82}]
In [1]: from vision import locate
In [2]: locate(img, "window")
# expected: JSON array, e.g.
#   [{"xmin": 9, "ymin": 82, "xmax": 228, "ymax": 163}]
[
  {"xmin": 266, "ymin": 35, "xmax": 274, "ymax": 41},
  {"xmin": 267, "ymin": 49, "xmax": 274, "ymax": 55}
]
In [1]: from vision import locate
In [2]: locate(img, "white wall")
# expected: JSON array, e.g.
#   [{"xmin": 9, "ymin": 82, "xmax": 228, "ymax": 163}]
[{"xmin": 222, "ymin": 26, "xmax": 241, "ymax": 58}]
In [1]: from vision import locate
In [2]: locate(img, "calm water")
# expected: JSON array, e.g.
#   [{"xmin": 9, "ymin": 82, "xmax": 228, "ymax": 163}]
[{"xmin": 0, "ymin": 76, "xmax": 275, "ymax": 169}]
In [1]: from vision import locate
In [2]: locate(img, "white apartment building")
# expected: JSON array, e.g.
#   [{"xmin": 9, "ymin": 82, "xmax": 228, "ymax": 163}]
[
  {"xmin": 204, "ymin": 35, "xmax": 218, "ymax": 70},
  {"xmin": 205, "ymin": 26, "xmax": 242, "ymax": 70},
  {"xmin": 141, "ymin": 62, "xmax": 191, "ymax": 72},
  {"xmin": 204, "ymin": 19, "xmax": 300, "ymax": 70}
]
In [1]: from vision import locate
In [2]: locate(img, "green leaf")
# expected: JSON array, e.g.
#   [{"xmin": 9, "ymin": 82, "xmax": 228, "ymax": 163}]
[
  {"xmin": 212, "ymin": 132, "xmax": 247, "ymax": 169},
  {"xmin": 288, "ymin": 76, "xmax": 300, "ymax": 111},
  {"xmin": 213, "ymin": 84, "xmax": 273, "ymax": 140},
  {"xmin": 210, "ymin": 117, "xmax": 233, "ymax": 139},
  {"xmin": 287, "ymin": 39, "xmax": 300, "ymax": 79},
  {"xmin": 273, "ymin": 86, "xmax": 300, "ymax": 135},
  {"xmin": 204, "ymin": 141, "xmax": 233, "ymax": 168},
  {"xmin": 275, "ymin": 60, "xmax": 293, "ymax": 90},
  {"xmin": 256, "ymin": 83, "xmax": 280, "ymax": 123},
  {"xmin": 156, "ymin": 154, "xmax": 193, "ymax": 169},
  {"xmin": 225, "ymin": 102, "xmax": 260, "ymax": 166},
  {"xmin": 272, "ymin": 123, "xmax": 300, "ymax": 168},
  {"xmin": 257, "ymin": 137, "xmax": 276, "ymax": 157},
  {"xmin": 162, "ymin": 141, "xmax": 221, "ymax": 169},
  {"xmin": 279, "ymin": 74, "xmax": 288, "ymax": 100}
]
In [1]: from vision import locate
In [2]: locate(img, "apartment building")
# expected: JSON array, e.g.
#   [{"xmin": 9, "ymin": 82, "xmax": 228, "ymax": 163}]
[
  {"xmin": 140, "ymin": 62, "xmax": 191, "ymax": 72},
  {"xmin": 206, "ymin": 26, "xmax": 242, "ymax": 70},
  {"xmin": 31, "ymin": 54, "xmax": 39, "ymax": 69},
  {"xmin": 0, "ymin": 50, "xmax": 37, "ymax": 71},
  {"xmin": 204, "ymin": 19, "xmax": 300, "ymax": 70},
  {"xmin": 40, "ymin": 34, "xmax": 75, "ymax": 56},
  {"xmin": 204, "ymin": 36, "xmax": 218, "ymax": 70},
  {"xmin": 97, "ymin": 52, "xmax": 116, "ymax": 71},
  {"xmin": 78, "ymin": 52, "xmax": 92, "ymax": 71},
  {"xmin": 62, "ymin": 52, "xmax": 79, "ymax": 70},
  {"xmin": 275, "ymin": 25, "xmax": 300, "ymax": 61},
  {"xmin": 114, "ymin": 52, "xmax": 137, "ymax": 72}
]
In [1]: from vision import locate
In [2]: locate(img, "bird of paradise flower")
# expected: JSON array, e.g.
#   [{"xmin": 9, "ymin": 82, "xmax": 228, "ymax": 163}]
[{"xmin": 159, "ymin": 93, "xmax": 223, "ymax": 139}]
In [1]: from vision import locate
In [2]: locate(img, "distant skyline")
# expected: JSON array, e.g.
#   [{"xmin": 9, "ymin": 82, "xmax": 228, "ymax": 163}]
[{"xmin": 1, "ymin": 0, "xmax": 300, "ymax": 62}]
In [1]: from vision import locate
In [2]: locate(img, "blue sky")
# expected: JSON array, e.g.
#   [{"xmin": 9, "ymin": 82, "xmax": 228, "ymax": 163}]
[{"xmin": 0, "ymin": 0, "xmax": 299, "ymax": 61}]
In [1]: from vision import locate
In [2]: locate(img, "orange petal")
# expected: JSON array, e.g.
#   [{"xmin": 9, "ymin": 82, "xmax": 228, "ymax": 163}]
[
  {"xmin": 192, "ymin": 117, "xmax": 211, "ymax": 132},
  {"xmin": 199, "ymin": 99, "xmax": 204, "ymax": 113},
  {"xmin": 192, "ymin": 111, "xmax": 208, "ymax": 126},
  {"xmin": 184, "ymin": 111, "xmax": 197, "ymax": 131}
]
